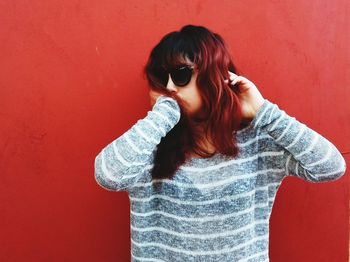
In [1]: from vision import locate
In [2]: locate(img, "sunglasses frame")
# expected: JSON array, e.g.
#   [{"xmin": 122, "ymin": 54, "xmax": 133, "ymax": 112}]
[{"xmin": 158, "ymin": 65, "xmax": 195, "ymax": 87}]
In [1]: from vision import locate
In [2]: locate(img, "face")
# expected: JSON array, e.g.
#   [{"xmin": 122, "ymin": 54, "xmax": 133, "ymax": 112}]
[{"xmin": 165, "ymin": 61, "xmax": 203, "ymax": 117}]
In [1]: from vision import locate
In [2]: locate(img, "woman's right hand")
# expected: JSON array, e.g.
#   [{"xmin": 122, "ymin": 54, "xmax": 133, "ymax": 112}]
[{"xmin": 149, "ymin": 89, "xmax": 166, "ymax": 107}]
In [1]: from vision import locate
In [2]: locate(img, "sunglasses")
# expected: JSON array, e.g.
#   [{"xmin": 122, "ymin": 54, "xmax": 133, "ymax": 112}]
[{"xmin": 154, "ymin": 65, "xmax": 195, "ymax": 87}]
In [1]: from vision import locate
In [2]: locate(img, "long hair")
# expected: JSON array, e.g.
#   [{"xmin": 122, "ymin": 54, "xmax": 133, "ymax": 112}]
[{"xmin": 143, "ymin": 24, "xmax": 245, "ymax": 183}]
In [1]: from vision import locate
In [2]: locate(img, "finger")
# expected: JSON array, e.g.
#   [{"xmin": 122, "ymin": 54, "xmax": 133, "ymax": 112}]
[
  {"xmin": 230, "ymin": 76, "xmax": 244, "ymax": 86},
  {"xmin": 230, "ymin": 75, "xmax": 240, "ymax": 83},
  {"xmin": 224, "ymin": 78, "xmax": 235, "ymax": 84},
  {"xmin": 225, "ymin": 78, "xmax": 236, "ymax": 85},
  {"xmin": 230, "ymin": 79, "xmax": 239, "ymax": 86},
  {"xmin": 229, "ymin": 75, "xmax": 239, "ymax": 82},
  {"xmin": 228, "ymin": 71, "xmax": 238, "ymax": 78}
]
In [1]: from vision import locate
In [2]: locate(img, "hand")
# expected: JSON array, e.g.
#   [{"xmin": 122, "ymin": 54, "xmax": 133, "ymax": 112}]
[
  {"xmin": 149, "ymin": 89, "xmax": 166, "ymax": 107},
  {"xmin": 224, "ymin": 72, "xmax": 265, "ymax": 121}
]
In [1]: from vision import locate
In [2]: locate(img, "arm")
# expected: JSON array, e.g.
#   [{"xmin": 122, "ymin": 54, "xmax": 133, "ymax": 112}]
[
  {"xmin": 94, "ymin": 95, "xmax": 181, "ymax": 191},
  {"xmin": 251, "ymin": 99, "xmax": 346, "ymax": 183}
]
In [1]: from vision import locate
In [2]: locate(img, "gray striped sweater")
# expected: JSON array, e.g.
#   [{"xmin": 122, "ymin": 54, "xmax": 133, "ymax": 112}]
[{"xmin": 94, "ymin": 95, "xmax": 346, "ymax": 262}]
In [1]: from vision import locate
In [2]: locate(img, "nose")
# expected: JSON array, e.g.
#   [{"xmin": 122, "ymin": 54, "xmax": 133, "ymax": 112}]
[{"xmin": 166, "ymin": 74, "xmax": 178, "ymax": 93}]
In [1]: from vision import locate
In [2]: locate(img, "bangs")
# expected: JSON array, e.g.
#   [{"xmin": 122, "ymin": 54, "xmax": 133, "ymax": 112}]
[
  {"xmin": 145, "ymin": 33, "xmax": 197, "ymax": 89},
  {"xmin": 159, "ymin": 33, "xmax": 196, "ymax": 69}
]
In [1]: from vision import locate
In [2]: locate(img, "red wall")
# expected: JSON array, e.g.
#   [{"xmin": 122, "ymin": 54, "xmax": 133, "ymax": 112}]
[{"xmin": 0, "ymin": 1, "xmax": 348, "ymax": 261}]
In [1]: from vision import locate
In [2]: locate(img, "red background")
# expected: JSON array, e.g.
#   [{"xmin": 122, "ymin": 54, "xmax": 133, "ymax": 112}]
[{"xmin": 0, "ymin": 1, "xmax": 349, "ymax": 261}]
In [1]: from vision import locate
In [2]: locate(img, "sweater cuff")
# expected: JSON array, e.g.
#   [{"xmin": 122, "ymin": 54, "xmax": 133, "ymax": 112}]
[{"xmin": 153, "ymin": 95, "xmax": 181, "ymax": 125}]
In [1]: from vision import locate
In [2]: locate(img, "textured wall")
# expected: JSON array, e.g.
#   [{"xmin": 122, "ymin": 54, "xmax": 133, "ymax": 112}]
[{"xmin": 0, "ymin": 0, "xmax": 348, "ymax": 261}]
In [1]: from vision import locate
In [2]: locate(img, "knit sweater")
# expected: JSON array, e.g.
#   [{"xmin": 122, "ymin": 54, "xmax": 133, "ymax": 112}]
[{"xmin": 94, "ymin": 95, "xmax": 346, "ymax": 262}]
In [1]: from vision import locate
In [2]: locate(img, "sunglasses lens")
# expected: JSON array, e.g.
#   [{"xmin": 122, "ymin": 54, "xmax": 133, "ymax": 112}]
[
  {"xmin": 154, "ymin": 67, "xmax": 168, "ymax": 87},
  {"xmin": 171, "ymin": 67, "xmax": 193, "ymax": 87}
]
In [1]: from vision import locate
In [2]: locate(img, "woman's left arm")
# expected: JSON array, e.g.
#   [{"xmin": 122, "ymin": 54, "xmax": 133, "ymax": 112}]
[
  {"xmin": 251, "ymin": 99, "xmax": 347, "ymax": 183},
  {"xmin": 226, "ymin": 71, "xmax": 346, "ymax": 183}
]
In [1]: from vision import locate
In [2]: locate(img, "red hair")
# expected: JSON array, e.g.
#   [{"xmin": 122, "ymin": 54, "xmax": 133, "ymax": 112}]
[{"xmin": 143, "ymin": 24, "xmax": 245, "ymax": 183}]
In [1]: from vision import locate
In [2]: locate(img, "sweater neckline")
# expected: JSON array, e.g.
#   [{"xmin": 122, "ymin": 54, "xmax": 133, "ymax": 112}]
[{"xmin": 179, "ymin": 122, "xmax": 253, "ymax": 168}]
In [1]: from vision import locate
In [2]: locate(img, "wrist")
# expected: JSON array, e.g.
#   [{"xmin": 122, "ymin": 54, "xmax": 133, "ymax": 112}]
[{"xmin": 252, "ymin": 98, "xmax": 265, "ymax": 118}]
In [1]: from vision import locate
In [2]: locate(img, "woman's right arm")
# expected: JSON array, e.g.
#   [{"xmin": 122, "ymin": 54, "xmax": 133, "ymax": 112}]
[{"xmin": 94, "ymin": 95, "xmax": 181, "ymax": 192}]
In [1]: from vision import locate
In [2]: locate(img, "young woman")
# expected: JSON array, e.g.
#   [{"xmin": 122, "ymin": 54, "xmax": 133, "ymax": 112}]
[{"xmin": 94, "ymin": 24, "xmax": 346, "ymax": 261}]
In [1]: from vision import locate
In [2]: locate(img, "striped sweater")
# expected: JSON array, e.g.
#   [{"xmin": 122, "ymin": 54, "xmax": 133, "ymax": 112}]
[{"xmin": 94, "ymin": 95, "xmax": 346, "ymax": 262}]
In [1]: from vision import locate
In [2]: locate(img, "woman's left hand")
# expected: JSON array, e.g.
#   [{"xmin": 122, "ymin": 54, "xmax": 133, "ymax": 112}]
[{"xmin": 225, "ymin": 71, "xmax": 265, "ymax": 121}]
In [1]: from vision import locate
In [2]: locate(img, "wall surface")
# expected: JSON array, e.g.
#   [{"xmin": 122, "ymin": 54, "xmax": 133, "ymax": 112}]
[{"xmin": 0, "ymin": 0, "xmax": 349, "ymax": 261}]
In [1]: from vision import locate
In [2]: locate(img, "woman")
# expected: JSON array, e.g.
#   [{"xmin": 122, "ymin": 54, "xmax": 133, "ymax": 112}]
[{"xmin": 94, "ymin": 24, "xmax": 346, "ymax": 261}]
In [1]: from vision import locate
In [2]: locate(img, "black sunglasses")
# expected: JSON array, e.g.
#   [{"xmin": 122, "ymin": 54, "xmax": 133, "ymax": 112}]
[{"xmin": 154, "ymin": 65, "xmax": 195, "ymax": 87}]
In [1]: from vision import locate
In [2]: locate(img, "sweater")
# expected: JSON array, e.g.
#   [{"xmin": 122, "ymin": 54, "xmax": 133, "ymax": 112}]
[{"xmin": 94, "ymin": 95, "xmax": 346, "ymax": 262}]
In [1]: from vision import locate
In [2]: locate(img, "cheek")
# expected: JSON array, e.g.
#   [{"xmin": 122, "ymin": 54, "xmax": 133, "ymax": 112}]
[
  {"xmin": 177, "ymin": 87, "xmax": 202, "ymax": 111},
  {"xmin": 184, "ymin": 91, "xmax": 199, "ymax": 107},
  {"xmin": 189, "ymin": 93, "xmax": 203, "ymax": 114},
  {"xmin": 193, "ymin": 89, "xmax": 203, "ymax": 107}
]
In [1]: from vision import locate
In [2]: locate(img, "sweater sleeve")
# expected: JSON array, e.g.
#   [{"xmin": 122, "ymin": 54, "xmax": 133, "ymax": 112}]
[
  {"xmin": 94, "ymin": 95, "xmax": 181, "ymax": 191},
  {"xmin": 250, "ymin": 99, "xmax": 346, "ymax": 183}
]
